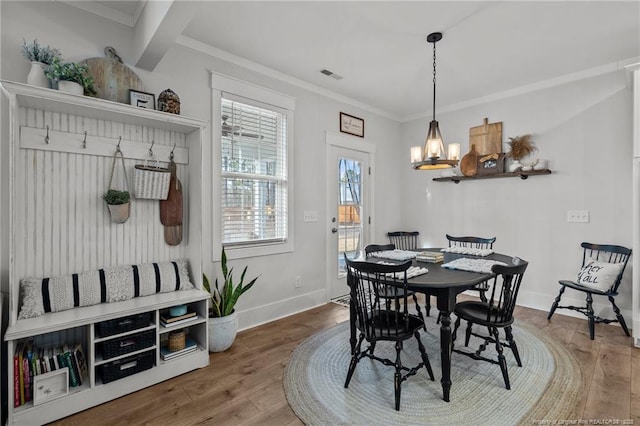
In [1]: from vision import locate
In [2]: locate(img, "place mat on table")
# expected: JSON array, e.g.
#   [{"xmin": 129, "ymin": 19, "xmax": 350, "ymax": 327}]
[
  {"xmin": 441, "ymin": 247, "xmax": 494, "ymax": 256},
  {"xmin": 375, "ymin": 261, "xmax": 429, "ymax": 278},
  {"xmin": 369, "ymin": 250, "xmax": 417, "ymax": 261},
  {"xmin": 441, "ymin": 258, "xmax": 507, "ymax": 273}
]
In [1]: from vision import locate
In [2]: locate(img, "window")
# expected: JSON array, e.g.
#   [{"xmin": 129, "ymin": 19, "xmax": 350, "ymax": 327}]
[{"xmin": 221, "ymin": 96, "xmax": 288, "ymax": 247}]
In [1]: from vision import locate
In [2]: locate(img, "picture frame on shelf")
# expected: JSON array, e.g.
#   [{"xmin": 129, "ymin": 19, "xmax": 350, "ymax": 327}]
[
  {"xmin": 129, "ymin": 90, "xmax": 156, "ymax": 110},
  {"xmin": 340, "ymin": 112, "xmax": 364, "ymax": 138},
  {"xmin": 33, "ymin": 368, "xmax": 69, "ymax": 406}
]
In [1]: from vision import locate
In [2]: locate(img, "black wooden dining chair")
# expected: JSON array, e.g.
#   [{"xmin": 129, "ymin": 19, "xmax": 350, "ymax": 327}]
[
  {"xmin": 547, "ymin": 242, "xmax": 632, "ymax": 340},
  {"xmin": 446, "ymin": 234, "xmax": 497, "ymax": 303},
  {"xmin": 452, "ymin": 260, "xmax": 528, "ymax": 390},
  {"xmin": 364, "ymin": 244, "xmax": 426, "ymax": 328},
  {"xmin": 387, "ymin": 231, "xmax": 419, "ymax": 251},
  {"xmin": 387, "ymin": 231, "xmax": 436, "ymax": 318},
  {"xmin": 344, "ymin": 256, "xmax": 434, "ymax": 411}
]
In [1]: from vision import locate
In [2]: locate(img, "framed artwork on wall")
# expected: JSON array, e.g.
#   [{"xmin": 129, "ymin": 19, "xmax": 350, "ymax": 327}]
[
  {"xmin": 340, "ymin": 112, "xmax": 364, "ymax": 138},
  {"xmin": 129, "ymin": 90, "xmax": 156, "ymax": 110}
]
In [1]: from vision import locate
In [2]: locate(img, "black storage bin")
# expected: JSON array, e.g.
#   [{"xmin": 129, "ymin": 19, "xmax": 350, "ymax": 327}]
[
  {"xmin": 96, "ymin": 312, "xmax": 152, "ymax": 338},
  {"xmin": 100, "ymin": 329, "xmax": 156, "ymax": 360},
  {"xmin": 100, "ymin": 350, "xmax": 155, "ymax": 384}
]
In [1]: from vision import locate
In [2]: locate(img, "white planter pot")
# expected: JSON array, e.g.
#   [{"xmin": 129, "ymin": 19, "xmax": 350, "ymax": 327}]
[
  {"xmin": 208, "ymin": 310, "xmax": 238, "ymax": 352},
  {"xmin": 106, "ymin": 202, "xmax": 130, "ymax": 224},
  {"xmin": 27, "ymin": 61, "xmax": 49, "ymax": 88},
  {"xmin": 58, "ymin": 80, "xmax": 84, "ymax": 95}
]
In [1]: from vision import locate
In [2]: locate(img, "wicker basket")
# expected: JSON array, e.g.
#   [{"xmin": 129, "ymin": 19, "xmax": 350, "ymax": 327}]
[
  {"xmin": 133, "ymin": 162, "xmax": 170, "ymax": 200},
  {"xmin": 100, "ymin": 329, "xmax": 156, "ymax": 360},
  {"xmin": 95, "ymin": 312, "xmax": 152, "ymax": 338},
  {"xmin": 100, "ymin": 351, "xmax": 155, "ymax": 384},
  {"xmin": 168, "ymin": 330, "xmax": 186, "ymax": 352}
]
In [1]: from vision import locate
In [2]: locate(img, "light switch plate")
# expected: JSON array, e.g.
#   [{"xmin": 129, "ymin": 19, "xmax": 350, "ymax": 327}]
[
  {"xmin": 303, "ymin": 211, "xmax": 318, "ymax": 222},
  {"xmin": 567, "ymin": 210, "xmax": 589, "ymax": 223}
]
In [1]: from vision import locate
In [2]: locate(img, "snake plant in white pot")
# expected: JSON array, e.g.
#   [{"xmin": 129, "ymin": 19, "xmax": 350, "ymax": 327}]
[{"xmin": 203, "ymin": 247, "xmax": 258, "ymax": 352}]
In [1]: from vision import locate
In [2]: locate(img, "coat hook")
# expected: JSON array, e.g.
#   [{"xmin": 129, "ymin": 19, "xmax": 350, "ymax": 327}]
[
  {"xmin": 149, "ymin": 140, "xmax": 155, "ymax": 157},
  {"xmin": 44, "ymin": 126, "xmax": 50, "ymax": 144},
  {"xmin": 116, "ymin": 136, "xmax": 122, "ymax": 152},
  {"xmin": 82, "ymin": 131, "xmax": 87, "ymax": 149},
  {"xmin": 170, "ymin": 143, "xmax": 176, "ymax": 160}
]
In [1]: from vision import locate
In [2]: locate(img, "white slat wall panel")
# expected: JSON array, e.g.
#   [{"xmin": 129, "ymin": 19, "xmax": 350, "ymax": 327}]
[{"xmin": 13, "ymin": 107, "xmax": 190, "ymax": 281}]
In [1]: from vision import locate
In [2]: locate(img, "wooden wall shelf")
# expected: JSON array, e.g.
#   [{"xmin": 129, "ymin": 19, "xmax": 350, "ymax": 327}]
[{"xmin": 433, "ymin": 169, "xmax": 552, "ymax": 183}]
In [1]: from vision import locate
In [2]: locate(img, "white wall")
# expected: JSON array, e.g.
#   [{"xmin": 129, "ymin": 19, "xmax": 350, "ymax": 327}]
[
  {"xmin": 1, "ymin": 1, "xmax": 634, "ymax": 330},
  {"xmin": 400, "ymin": 71, "xmax": 634, "ymax": 318},
  {"xmin": 0, "ymin": 1, "xmax": 402, "ymax": 329}
]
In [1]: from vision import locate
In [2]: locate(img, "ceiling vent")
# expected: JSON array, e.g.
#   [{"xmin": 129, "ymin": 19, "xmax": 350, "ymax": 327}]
[{"xmin": 321, "ymin": 69, "xmax": 343, "ymax": 80}]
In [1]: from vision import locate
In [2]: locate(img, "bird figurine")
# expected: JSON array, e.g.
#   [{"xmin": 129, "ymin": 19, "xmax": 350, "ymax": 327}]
[{"xmin": 104, "ymin": 46, "xmax": 123, "ymax": 63}]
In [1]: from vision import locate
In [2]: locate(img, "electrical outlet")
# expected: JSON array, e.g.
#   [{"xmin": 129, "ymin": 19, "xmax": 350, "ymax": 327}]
[
  {"xmin": 567, "ymin": 210, "xmax": 590, "ymax": 223},
  {"xmin": 295, "ymin": 275, "xmax": 302, "ymax": 288},
  {"xmin": 303, "ymin": 211, "xmax": 318, "ymax": 222}
]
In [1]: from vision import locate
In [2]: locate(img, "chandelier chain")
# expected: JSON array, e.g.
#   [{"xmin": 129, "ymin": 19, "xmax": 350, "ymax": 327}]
[{"xmin": 432, "ymin": 42, "xmax": 437, "ymax": 85}]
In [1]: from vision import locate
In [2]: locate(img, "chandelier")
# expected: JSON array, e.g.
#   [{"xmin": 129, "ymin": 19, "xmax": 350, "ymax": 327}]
[{"xmin": 411, "ymin": 32, "xmax": 460, "ymax": 170}]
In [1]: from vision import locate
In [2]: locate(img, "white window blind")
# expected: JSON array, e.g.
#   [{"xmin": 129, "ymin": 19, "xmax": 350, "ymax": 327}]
[{"xmin": 221, "ymin": 96, "xmax": 288, "ymax": 246}]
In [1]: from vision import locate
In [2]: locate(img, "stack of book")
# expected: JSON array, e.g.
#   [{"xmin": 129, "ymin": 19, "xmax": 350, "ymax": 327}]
[
  {"xmin": 416, "ymin": 251, "xmax": 444, "ymax": 263},
  {"xmin": 160, "ymin": 337, "xmax": 198, "ymax": 361},
  {"xmin": 13, "ymin": 342, "xmax": 87, "ymax": 407},
  {"xmin": 160, "ymin": 310, "xmax": 199, "ymax": 328}
]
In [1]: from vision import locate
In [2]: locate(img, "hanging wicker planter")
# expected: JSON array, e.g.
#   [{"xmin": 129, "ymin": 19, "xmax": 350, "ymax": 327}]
[{"xmin": 104, "ymin": 148, "xmax": 131, "ymax": 224}]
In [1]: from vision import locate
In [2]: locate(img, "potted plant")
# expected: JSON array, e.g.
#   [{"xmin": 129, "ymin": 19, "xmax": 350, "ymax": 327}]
[
  {"xmin": 103, "ymin": 189, "xmax": 130, "ymax": 224},
  {"xmin": 203, "ymin": 247, "xmax": 259, "ymax": 352},
  {"xmin": 45, "ymin": 57, "xmax": 97, "ymax": 96},
  {"xmin": 21, "ymin": 39, "xmax": 61, "ymax": 88}
]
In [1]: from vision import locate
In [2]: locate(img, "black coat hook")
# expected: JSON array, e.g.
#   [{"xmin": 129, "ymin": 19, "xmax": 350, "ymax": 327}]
[
  {"xmin": 44, "ymin": 126, "xmax": 49, "ymax": 144},
  {"xmin": 82, "ymin": 131, "xmax": 87, "ymax": 149},
  {"xmin": 116, "ymin": 136, "xmax": 122, "ymax": 152},
  {"xmin": 149, "ymin": 140, "xmax": 155, "ymax": 157},
  {"xmin": 170, "ymin": 143, "xmax": 176, "ymax": 160}
]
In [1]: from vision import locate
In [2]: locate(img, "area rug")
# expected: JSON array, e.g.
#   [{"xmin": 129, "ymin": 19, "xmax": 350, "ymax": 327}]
[
  {"xmin": 330, "ymin": 293, "xmax": 351, "ymax": 307},
  {"xmin": 284, "ymin": 320, "xmax": 582, "ymax": 425}
]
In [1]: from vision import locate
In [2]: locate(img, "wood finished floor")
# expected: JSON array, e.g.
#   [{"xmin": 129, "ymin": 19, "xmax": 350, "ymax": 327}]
[{"xmin": 52, "ymin": 299, "xmax": 639, "ymax": 425}]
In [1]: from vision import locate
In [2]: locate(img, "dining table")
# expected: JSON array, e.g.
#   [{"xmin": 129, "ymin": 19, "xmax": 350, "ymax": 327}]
[{"xmin": 350, "ymin": 249, "xmax": 521, "ymax": 402}]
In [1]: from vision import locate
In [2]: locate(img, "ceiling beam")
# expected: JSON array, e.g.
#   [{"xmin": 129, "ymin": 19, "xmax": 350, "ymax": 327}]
[{"xmin": 133, "ymin": 1, "xmax": 197, "ymax": 71}]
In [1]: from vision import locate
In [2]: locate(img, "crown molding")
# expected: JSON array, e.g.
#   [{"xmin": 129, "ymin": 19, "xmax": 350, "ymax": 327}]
[
  {"xmin": 401, "ymin": 56, "xmax": 640, "ymax": 123},
  {"xmin": 176, "ymin": 35, "xmax": 401, "ymax": 122},
  {"xmin": 58, "ymin": 0, "xmax": 138, "ymax": 27}
]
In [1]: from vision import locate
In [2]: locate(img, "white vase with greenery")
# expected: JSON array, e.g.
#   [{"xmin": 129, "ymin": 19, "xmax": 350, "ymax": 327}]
[
  {"xmin": 21, "ymin": 39, "xmax": 60, "ymax": 88},
  {"xmin": 204, "ymin": 248, "xmax": 259, "ymax": 352},
  {"xmin": 44, "ymin": 57, "xmax": 97, "ymax": 96}
]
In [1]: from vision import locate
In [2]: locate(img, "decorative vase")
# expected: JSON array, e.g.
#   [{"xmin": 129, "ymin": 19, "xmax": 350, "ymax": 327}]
[
  {"xmin": 157, "ymin": 88, "xmax": 181, "ymax": 114},
  {"xmin": 58, "ymin": 80, "xmax": 84, "ymax": 95},
  {"xmin": 106, "ymin": 202, "xmax": 130, "ymax": 224},
  {"xmin": 27, "ymin": 61, "xmax": 49, "ymax": 88},
  {"xmin": 208, "ymin": 310, "xmax": 238, "ymax": 352}
]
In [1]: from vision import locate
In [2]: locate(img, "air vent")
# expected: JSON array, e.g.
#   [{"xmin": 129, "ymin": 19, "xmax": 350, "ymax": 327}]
[{"xmin": 320, "ymin": 69, "xmax": 343, "ymax": 80}]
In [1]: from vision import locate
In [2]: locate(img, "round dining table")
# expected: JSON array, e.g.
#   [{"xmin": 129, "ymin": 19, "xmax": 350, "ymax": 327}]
[{"xmin": 351, "ymin": 250, "xmax": 522, "ymax": 402}]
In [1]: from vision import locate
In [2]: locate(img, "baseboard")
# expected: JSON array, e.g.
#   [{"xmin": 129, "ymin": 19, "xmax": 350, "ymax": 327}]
[
  {"xmin": 237, "ymin": 288, "xmax": 632, "ymax": 337},
  {"xmin": 464, "ymin": 288, "xmax": 632, "ymax": 329},
  {"xmin": 236, "ymin": 289, "xmax": 327, "ymax": 331}
]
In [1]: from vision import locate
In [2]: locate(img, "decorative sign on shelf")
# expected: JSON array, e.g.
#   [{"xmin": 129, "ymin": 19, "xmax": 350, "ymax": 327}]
[
  {"xmin": 476, "ymin": 153, "xmax": 505, "ymax": 176},
  {"xmin": 340, "ymin": 112, "xmax": 364, "ymax": 138},
  {"xmin": 129, "ymin": 90, "xmax": 156, "ymax": 110}
]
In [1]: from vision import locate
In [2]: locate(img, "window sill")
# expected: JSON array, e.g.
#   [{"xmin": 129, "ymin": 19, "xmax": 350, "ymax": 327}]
[{"xmin": 223, "ymin": 240, "xmax": 294, "ymax": 260}]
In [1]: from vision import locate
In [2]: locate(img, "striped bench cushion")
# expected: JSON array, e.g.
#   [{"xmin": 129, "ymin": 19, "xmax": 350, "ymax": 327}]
[{"xmin": 18, "ymin": 260, "xmax": 194, "ymax": 319}]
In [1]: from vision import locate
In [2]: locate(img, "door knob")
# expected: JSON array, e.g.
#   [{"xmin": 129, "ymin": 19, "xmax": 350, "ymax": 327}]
[{"xmin": 331, "ymin": 227, "xmax": 338, "ymax": 233}]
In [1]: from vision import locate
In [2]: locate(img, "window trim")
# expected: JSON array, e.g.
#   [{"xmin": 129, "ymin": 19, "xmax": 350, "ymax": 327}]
[{"xmin": 211, "ymin": 71, "xmax": 295, "ymax": 260}]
